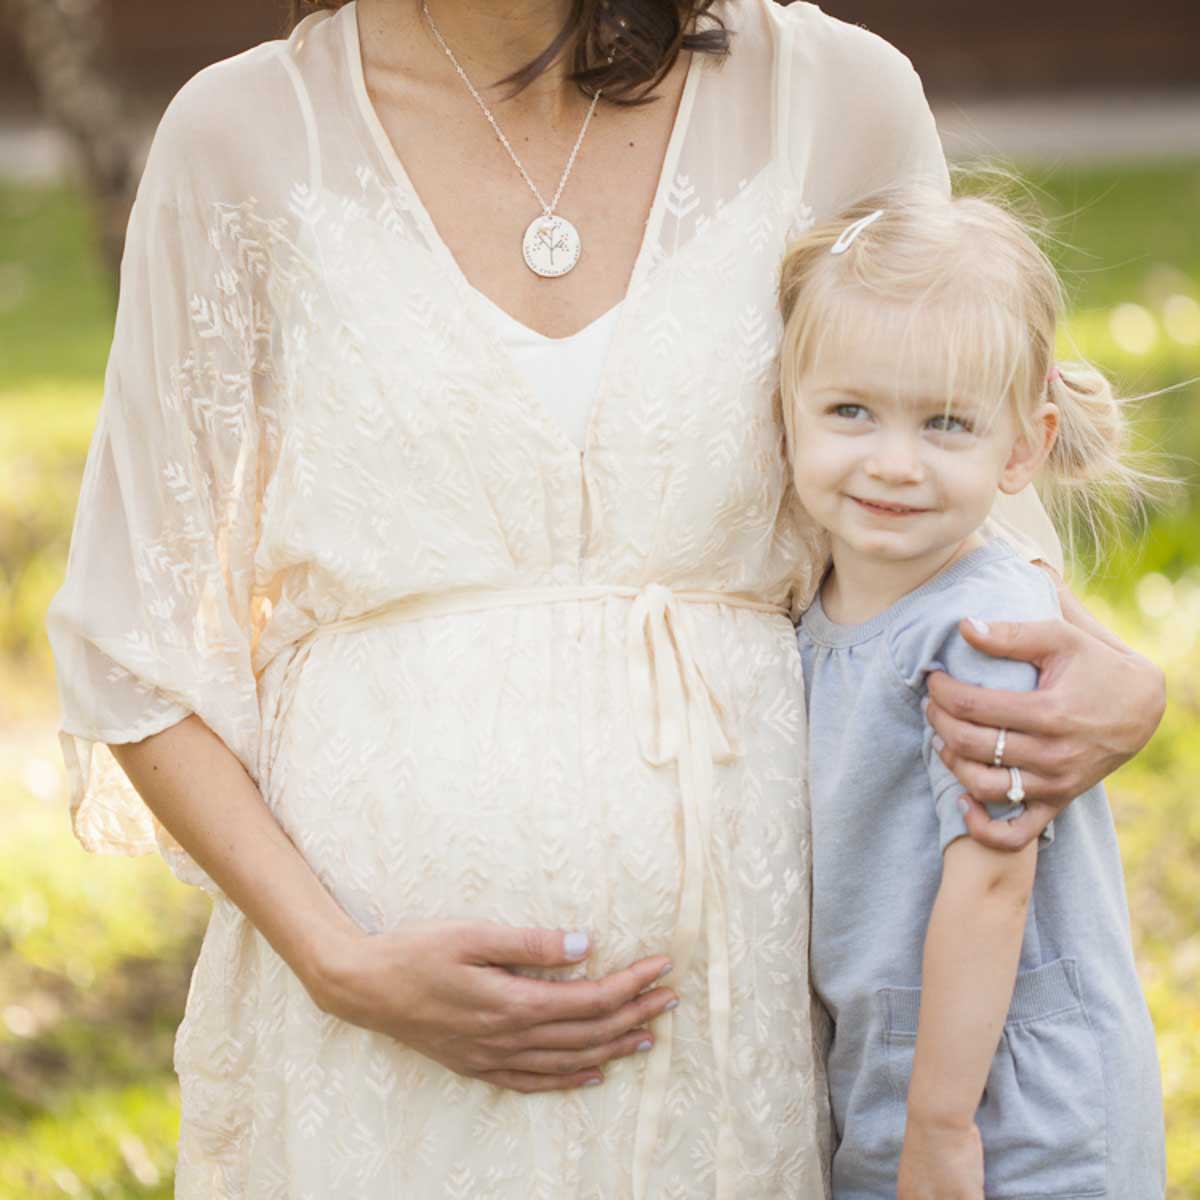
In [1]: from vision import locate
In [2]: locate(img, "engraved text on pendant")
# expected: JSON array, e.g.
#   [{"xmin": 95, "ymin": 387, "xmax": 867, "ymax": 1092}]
[{"xmin": 522, "ymin": 215, "xmax": 581, "ymax": 278}]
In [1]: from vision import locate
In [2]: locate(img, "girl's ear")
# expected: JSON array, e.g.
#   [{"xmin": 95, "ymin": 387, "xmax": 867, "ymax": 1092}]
[{"xmin": 999, "ymin": 402, "xmax": 1059, "ymax": 495}]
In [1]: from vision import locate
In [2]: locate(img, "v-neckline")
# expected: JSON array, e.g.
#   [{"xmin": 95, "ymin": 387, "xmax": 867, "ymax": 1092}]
[
  {"xmin": 474, "ymin": 284, "xmax": 625, "ymax": 346},
  {"xmin": 339, "ymin": 0, "xmax": 703, "ymax": 463}
]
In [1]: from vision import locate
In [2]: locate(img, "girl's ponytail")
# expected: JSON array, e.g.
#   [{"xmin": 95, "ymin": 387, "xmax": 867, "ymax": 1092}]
[
  {"xmin": 1045, "ymin": 362, "xmax": 1126, "ymax": 484},
  {"xmin": 1040, "ymin": 360, "xmax": 1160, "ymax": 555}
]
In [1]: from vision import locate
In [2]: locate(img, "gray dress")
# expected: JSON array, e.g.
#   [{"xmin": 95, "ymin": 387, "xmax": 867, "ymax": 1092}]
[{"xmin": 796, "ymin": 540, "xmax": 1164, "ymax": 1200}]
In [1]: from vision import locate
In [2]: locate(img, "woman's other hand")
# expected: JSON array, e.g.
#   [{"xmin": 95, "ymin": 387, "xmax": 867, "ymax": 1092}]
[
  {"xmin": 309, "ymin": 921, "xmax": 677, "ymax": 1093},
  {"xmin": 925, "ymin": 579, "xmax": 1166, "ymax": 850}
]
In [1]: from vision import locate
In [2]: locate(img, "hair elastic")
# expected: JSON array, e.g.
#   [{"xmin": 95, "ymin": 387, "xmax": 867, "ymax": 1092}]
[{"xmin": 830, "ymin": 209, "xmax": 885, "ymax": 255}]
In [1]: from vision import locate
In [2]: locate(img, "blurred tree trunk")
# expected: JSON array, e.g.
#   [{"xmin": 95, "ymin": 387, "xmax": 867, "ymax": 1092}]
[{"xmin": 4, "ymin": 0, "xmax": 140, "ymax": 280}]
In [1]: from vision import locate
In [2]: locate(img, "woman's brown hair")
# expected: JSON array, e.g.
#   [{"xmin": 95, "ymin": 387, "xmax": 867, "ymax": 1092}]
[{"xmin": 288, "ymin": 0, "xmax": 731, "ymax": 103}]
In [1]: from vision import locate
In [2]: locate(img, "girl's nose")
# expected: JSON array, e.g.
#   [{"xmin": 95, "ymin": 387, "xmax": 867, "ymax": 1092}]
[{"xmin": 865, "ymin": 438, "xmax": 925, "ymax": 484}]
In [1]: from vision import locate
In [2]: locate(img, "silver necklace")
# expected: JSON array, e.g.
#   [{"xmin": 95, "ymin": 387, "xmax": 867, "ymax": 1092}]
[{"xmin": 421, "ymin": 0, "xmax": 602, "ymax": 278}]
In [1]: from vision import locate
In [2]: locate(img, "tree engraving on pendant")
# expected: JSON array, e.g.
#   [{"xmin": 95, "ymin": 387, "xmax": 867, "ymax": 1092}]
[{"xmin": 522, "ymin": 215, "xmax": 582, "ymax": 278}]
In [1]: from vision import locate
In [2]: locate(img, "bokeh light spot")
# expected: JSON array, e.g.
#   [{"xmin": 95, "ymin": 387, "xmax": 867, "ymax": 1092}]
[
  {"xmin": 51, "ymin": 1169, "xmax": 83, "ymax": 1197},
  {"xmin": 1163, "ymin": 294, "xmax": 1200, "ymax": 346},
  {"xmin": 1109, "ymin": 303, "xmax": 1159, "ymax": 355},
  {"xmin": 1136, "ymin": 572, "xmax": 1175, "ymax": 620},
  {"xmin": 21, "ymin": 755, "xmax": 61, "ymax": 802},
  {"xmin": 3, "ymin": 1004, "xmax": 37, "ymax": 1038}
]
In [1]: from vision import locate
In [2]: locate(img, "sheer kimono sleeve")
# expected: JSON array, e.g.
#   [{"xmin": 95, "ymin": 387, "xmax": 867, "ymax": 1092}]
[
  {"xmin": 45, "ymin": 98, "xmax": 265, "ymax": 892},
  {"xmin": 782, "ymin": 8, "xmax": 951, "ymax": 219},
  {"xmin": 782, "ymin": 7, "xmax": 1064, "ymax": 574}
]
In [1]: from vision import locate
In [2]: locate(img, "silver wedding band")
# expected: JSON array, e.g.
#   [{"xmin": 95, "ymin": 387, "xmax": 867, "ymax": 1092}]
[
  {"xmin": 992, "ymin": 727, "xmax": 1007, "ymax": 768},
  {"xmin": 1006, "ymin": 766, "xmax": 1025, "ymax": 803}
]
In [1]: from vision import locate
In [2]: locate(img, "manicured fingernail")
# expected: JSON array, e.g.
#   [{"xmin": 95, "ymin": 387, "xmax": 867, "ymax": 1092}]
[
  {"xmin": 920, "ymin": 697, "xmax": 930, "ymax": 716},
  {"xmin": 583, "ymin": 1076, "xmax": 603, "ymax": 1087},
  {"xmin": 957, "ymin": 797, "xmax": 969, "ymax": 816},
  {"xmin": 932, "ymin": 735, "xmax": 945, "ymax": 754},
  {"xmin": 664, "ymin": 998, "xmax": 679, "ymax": 1011},
  {"xmin": 564, "ymin": 931, "xmax": 590, "ymax": 959},
  {"xmin": 656, "ymin": 961, "xmax": 674, "ymax": 980},
  {"xmin": 636, "ymin": 1039, "xmax": 653, "ymax": 1053},
  {"xmin": 968, "ymin": 617, "xmax": 990, "ymax": 636}
]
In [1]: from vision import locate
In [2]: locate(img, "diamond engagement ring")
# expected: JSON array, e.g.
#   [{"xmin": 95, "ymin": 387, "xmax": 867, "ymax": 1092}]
[
  {"xmin": 992, "ymin": 727, "xmax": 1007, "ymax": 767},
  {"xmin": 1006, "ymin": 766, "xmax": 1025, "ymax": 803}
]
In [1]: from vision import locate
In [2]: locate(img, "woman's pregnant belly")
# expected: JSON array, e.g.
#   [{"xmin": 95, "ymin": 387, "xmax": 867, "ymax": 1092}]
[{"xmin": 261, "ymin": 597, "xmax": 808, "ymax": 971}]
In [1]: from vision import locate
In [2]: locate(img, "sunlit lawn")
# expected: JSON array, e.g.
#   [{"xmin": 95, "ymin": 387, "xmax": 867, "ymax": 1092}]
[
  {"xmin": 0, "ymin": 161, "xmax": 1197, "ymax": 1197},
  {"xmin": 0, "ymin": 740, "xmax": 204, "ymax": 1197}
]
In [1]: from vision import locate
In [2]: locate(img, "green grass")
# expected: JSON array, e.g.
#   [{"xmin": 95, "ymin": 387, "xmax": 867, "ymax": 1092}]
[
  {"xmin": 0, "ymin": 735, "xmax": 207, "ymax": 1199},
  {"xmin": 1, "ymin": 166, "xmax": 1198, "ymax": 1196},
  {"xmin": 0, "ymin": 1082, "xmax": 181, "ymax": 1199},
  {"xmin": 1, "ymin": 186, "xmax": 115, "ymax": 389}
]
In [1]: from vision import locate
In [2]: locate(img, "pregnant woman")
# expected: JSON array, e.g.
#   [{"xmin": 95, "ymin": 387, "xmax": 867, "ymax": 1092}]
[{"xmin": 45, "ymin": 0, "xmax": 1164, "ymax": 1195}]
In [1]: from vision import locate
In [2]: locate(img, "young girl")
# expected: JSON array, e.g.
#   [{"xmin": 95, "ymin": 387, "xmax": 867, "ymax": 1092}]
[{"xmin": 779, "ymin": 188, "xmax": 1166, "ymax": 1198}]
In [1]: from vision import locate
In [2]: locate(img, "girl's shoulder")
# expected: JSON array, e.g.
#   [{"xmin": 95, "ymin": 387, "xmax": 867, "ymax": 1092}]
[
  {"xmin": 886, "ymin": 544, "xmax": 1062, "ymax": 696},
  {"xmin": 930, "ymin": 542, "xmax": 1061, "ymax": 612}
]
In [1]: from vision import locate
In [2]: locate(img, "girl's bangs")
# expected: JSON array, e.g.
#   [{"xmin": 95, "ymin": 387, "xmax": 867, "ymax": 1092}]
[{"xmin": 803, "ymin": 281, "xmax": 1035, "ymax": 429}]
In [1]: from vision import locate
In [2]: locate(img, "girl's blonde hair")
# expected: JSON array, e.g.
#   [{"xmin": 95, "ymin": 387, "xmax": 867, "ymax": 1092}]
[{"xmin": 776, "ymin": 183, "xmax": 1152, "ymax": 560}]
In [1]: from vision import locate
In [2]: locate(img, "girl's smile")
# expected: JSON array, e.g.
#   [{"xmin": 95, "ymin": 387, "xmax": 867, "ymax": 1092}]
[{"xmin": 849, "ymin": 496, "xmax": 933, "ymax": 517}]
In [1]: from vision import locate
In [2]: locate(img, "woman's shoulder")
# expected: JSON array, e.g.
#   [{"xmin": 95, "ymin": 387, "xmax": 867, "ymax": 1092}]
[
  {"xmin": 761, "ymin": 0, "xmax": 921, "ymax": 86},
  {"xmin": 754, "ymin": 2, "xmax": 947, "ymax": 215},
  {"xmin": 143, "ymin": 18, "xmax": 331, "ymax": 199}
]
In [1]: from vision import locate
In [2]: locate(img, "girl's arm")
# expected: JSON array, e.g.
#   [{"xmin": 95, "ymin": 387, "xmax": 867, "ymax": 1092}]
[
  {"xmin": 926, "ymin": 581, "xmax": 1165, "ymax": 850},
  {"xmin": 111, "ymin": 713, "xmax": 679, "ymax": 1095},
  {"xmin": 898, "ymin": 834, "xmax": 1038, "ymax": 1200}
]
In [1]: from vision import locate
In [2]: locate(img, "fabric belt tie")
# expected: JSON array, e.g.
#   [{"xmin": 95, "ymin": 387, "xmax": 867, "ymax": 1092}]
[{"xmin": 303, "ymin": 583, "xmax": 789, "ymax": 1196}]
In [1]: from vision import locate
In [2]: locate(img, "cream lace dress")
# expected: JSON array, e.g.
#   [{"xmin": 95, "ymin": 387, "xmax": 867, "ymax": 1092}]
[{"xmin": 45, "ymin": 2, "xmax": 1060, "ymax": 1196}]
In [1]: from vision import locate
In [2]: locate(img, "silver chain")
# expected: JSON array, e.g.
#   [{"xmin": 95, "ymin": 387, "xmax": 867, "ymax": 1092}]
[{"xmin": 420, "ymin": 0, "xmax": 602, "ymax": 219}]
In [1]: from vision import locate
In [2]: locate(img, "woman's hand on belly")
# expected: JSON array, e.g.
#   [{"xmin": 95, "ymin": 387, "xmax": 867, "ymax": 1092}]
[{"xmin": 309, "ymin": 920, "xmax": 677, "ymax": 1093}]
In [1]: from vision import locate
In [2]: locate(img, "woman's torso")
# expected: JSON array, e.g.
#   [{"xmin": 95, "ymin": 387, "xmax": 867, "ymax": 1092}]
[
  {"xmin": 228, "ymin": 0, "xmax": 838, "ymax": 666},
  {"xmin": 165, "ymin": 1, "xmax": 871, "ymax": 1193}
]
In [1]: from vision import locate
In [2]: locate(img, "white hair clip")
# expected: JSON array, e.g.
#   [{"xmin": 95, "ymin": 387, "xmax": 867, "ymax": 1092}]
[{"xmin": 830, "ymin": 209, "xmax": 885, "ymax": 255}]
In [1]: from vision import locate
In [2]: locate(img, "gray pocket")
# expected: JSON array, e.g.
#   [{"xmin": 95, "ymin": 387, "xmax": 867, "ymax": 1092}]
[{"xmin": 880, "ymin": 958, "xmax": 1108, "ymax": 1198}]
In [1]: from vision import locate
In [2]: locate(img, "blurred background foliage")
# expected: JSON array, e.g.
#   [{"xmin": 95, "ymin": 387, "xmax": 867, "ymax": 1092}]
[{"xmin": 0, "ymin": 155, "xmax": 1197, "ymax": 1196}]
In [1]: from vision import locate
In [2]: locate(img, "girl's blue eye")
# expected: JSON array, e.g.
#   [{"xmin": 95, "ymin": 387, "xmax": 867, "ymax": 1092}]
[
  {"xmin": 926, "ymin": 413, "xmax": 972, "ymax": 434},
  {"xmin": 833, "ymin": 403, "xmax": 871, "ymax": 421}
]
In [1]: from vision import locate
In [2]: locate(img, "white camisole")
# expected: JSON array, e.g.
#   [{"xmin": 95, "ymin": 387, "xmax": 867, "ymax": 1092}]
[{"xmin": 475, "ymin": 289, "xmax": 624, "ymax": 452}]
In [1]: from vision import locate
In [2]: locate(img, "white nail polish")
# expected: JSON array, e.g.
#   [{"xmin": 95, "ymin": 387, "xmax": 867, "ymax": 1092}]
[
  {"xmin": 664, "ymin": 998, "xmax": 679, "ymax": 1012},
  {"xmin": 968, "ymin": 617, "xmax": 990, "ymax": 636},
  {"xmin": 564, "ymin": 931, "xmax": 590, "ymax": 959},
  {"xmin": 636, "ymin": 1039, "xmax": 653, "ymax": 1053},
  {"xmin": 583, "ymin": 1076, "xmax": 603, "ymax": 1087},
  {"xmin": 932, "ymin": 735, "xmax": 945, "ymax": 754},
  {"xmin": 957, "ymin": 797, "xmax": 969, "ymax": 817},
  {"xmin": 920, "ymin": 697, "xmax": 929, "ymax": 716},
  {"xmin": 657, "ymin": 962, "xmax": 674, "ymax": 980}
]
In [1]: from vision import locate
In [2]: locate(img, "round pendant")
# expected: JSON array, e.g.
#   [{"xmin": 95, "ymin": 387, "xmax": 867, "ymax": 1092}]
[{"xmin": 522, "ymin": 214, "xmax": 582, "ymax": 278}]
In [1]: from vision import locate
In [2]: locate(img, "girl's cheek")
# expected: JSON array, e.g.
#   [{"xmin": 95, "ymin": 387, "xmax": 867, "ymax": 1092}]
[{"xmin": 943, "ymin": 457, "xmax": 1000, "ymax": 508}]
